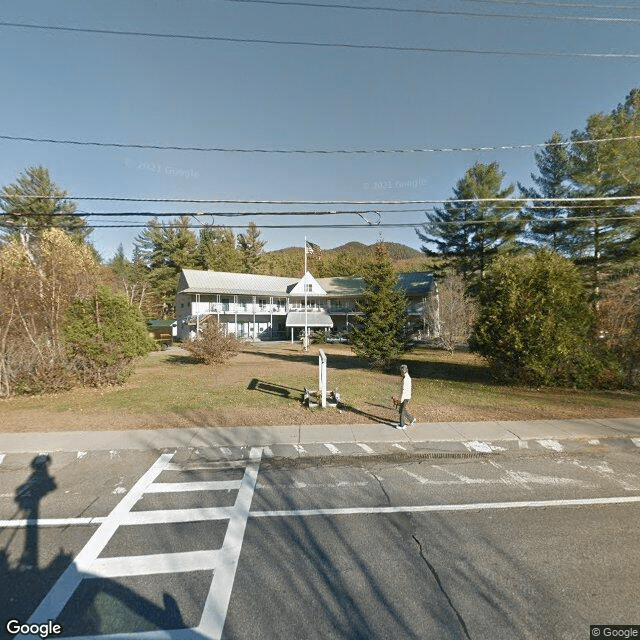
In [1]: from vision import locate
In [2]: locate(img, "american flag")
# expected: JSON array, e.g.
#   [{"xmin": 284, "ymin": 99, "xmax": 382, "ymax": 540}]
[{"xmin": 305, "ymin": 240, "xmax": 322, "ymax": 257}]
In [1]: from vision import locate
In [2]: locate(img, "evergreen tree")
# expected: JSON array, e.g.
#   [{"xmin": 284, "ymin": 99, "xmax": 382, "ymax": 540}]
[
  {"xmin": 63, "ymin": 286, "xmax": 155, "ymax": 386},
  {"xmin": 0, "ymin": 166, "xmax": 90, "ymax": 247},
  {"xmin": 469, "ymin": 250, "xmax": 602, "ymax": 388},
  {"xmin": 518, "ymin": 132, "xmax": 572, "ymax": 253},
  {"xmin": 567, "ymin": 89, "xmax": 640, "ymax": 292},
  {"xmin": 349, "ymin": 244, "xmax": 410, "ymax": 369},
  {"xmin": 134, "ymin": 216, "xmax": 199, "ymax": 317},
  {"xmin": 416, "ymin": 161, "xmax": 522, "ymax": 292},
  {"xmin": 237, "ymin": 222, "xmax": 266, "ymax": 273},
  {"xmin": 197, "ymin": 226, "xmax": 242, "ymax": 272}
]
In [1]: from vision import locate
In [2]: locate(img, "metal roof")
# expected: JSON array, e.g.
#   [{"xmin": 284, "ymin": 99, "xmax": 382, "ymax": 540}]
[
  {"xmin": 178, "ymin": 269, "xmax": 434, "ymax": 297},
  {"xmin": 286, "ymin": 310, "xmax": 334, "ymax": 328},
  {"xmin": 179, "ymin": 269, "xmax": 298, "ymax": 296}
]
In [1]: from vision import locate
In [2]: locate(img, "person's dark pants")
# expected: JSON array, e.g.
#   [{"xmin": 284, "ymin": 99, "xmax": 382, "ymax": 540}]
[{"xmin": 399, "ymin": 400, "xmax": 414, "ymax": 427}]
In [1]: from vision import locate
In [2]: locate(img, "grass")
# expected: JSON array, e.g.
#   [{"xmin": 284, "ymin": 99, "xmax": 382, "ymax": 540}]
[{"xmin": 0, "ymin": 342, "xmax": 637, "ymax": 432}]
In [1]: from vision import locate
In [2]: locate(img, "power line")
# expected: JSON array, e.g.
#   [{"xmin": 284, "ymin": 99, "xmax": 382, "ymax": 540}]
[
  {"xmin": 4, "ymin": 195, "xmax": 639, "ymax": 204},
  {"xmin": 4, "ymin": 215, "xmax": 638, "ymax": 231},
  {"xmin": 226, "ymin": 0, "xmax": 640, "ymax": 24},
  {"xmin": 0, "ymin": 20, "xmax": 638, "ymax": 58},
  {"xmin": 47, "ymin": 201, "xmax": 640, "ymax": 218},
  {"xmin": 0, "ymin": 133, "xmax": 637, "ymax": 154},
  {"xmin": 461, "ymin": 0, "xmax": 640, "ymax": 11}
]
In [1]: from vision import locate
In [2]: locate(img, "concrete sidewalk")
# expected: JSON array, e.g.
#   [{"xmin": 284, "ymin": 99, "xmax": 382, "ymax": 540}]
[{"xmin": 0, "ymin": 417, "xmax": 638, "ymax": 454}]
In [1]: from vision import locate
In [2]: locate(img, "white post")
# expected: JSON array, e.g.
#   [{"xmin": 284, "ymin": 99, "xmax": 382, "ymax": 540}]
[
  {"xmin": 304, "ymin": 237, "xmax": 309, "ymax": 351},
  {"xmin": 318, "ymin": 349, "xmax": 327, "ymax": 408}
]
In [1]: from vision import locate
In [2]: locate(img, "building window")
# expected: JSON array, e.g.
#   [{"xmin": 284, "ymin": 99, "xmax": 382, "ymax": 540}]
[{"xmin": 305, "ymin": 284, "xmax": 312, "ymax": 293}]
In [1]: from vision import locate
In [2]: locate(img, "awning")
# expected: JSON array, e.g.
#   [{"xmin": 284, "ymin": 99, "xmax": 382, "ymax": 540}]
[{"xmin": 286, "ymin": 310, "xmax": 334, "ymax": 328}]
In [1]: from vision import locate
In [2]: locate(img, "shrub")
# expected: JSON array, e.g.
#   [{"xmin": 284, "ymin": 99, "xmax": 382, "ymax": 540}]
[
  {"xmin": 62, "ymin": 286, "xmax": 155, "ymax": 386},
  {"xmin": 183, "ymin": 321, "xmax": 241, "ymax": 365},
  {"xmin": 469, "ymin": 250, "xmax": 603, "ymax": 388}
]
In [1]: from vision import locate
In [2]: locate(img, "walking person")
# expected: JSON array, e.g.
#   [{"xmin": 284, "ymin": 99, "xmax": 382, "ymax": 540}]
[{"xmin": 397, "ymin": 364, "xmax": 416, "ymax": 429}]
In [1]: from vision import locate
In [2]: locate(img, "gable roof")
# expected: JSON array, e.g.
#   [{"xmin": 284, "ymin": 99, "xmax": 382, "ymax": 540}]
[
  {"xmin": 179, "ymin": 269, "xmax": 298, "ymax": 296},
  {"xmin": 287, "ymin": 271, "xmax": 326, "ymax": 296},
  {"xmin": 178, "ymin": 269, "xmax": 434, "ymax": 297}
]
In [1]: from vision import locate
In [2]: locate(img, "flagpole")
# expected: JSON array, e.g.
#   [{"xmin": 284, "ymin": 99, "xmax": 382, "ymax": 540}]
[{"xmin": 304, "ymin": 236, "xmax": 308, "ymax": 351}]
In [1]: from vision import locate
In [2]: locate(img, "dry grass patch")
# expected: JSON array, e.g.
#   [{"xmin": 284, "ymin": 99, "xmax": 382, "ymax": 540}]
[{"xmin": 0, "ymin": 342, "xmax": 637, "ymax": 433}]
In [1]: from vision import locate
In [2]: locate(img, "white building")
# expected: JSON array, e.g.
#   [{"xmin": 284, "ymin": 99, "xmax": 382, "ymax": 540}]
[{"xmin": 176, "ymin": 268, "xmax": 435, "ymax": 342}]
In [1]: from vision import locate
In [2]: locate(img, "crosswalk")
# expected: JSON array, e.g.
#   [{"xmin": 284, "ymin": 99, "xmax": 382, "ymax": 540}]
[{"xmin": 16, "ymin": 449, "xmax": 262, "ymax": 640}]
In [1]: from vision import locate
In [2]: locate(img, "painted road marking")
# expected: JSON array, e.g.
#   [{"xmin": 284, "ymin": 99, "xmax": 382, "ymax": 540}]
[
  {"xmin": 262, "ymin": 446, "xmax": 274, "ymax": 457},
  {"xmin": 76, "ymin": 451, "xmax": 87, "ymax": 459},
  {"xmin": 89, "ymin": 549, "xmax": 222, "ymax": 578},
  {"xmin": 250, "ymin": 495, "xmax": 640, "ymax": 518},
  {"xmin": 538, "ymin": 440, "xmax": 565, "ymax": 452},
  {"xmin": 632, "ymin": 438, "xmax": 640, "ymax": 448},
  {"xmin": 219, "ymin": 447, "xmax": 233, "ymax": 458},
  {"xmin": 356, "ymin": 443, "xmax": 375, "ymax": 454},
  {"xmin": 20, "ymin": 452, "xmax": 175, "ymax": 631},
  {"xmin": 464, "ymin": 441, "xmax": 493, "ymax": 453},
  {"xmin": 166, "ymin": 460, "xmax": 246, "ymax": 471},
  {"xmin": 0, "ymin": 453, "xmax": 4, "ymax": 465},
  {"xmin": 17, "ymin": 448, "xmax": 263, "ymax": 640},
  {"xmin": 518, "ymin": 440, "xmax": 529, "ymax": 449},
  {"xmin": 324, "ymin": 443, "xmax": 340, "ymax": 455},
  {"xmin": 393, "ymin": 443, "xmax": 407, "ymax": 451},
  {"xmin": 146, "ymin": 479, "xmax": 242, "ymax": 493},
  {"xmin": 294, "ymin": 444, "xmax": 306, "ymax": 454},
  {"xmin": 588, "ymin": 439, "xmax": 600, "ymax": 445},
  {"xmin": 197, "ymin": 447, "xmax": 261, "ymax": 639}
]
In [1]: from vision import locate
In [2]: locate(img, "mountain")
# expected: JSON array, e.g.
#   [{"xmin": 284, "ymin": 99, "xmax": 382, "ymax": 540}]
[{"xmin": 261, "ymin": 241, "xmax": 428, "ymax": 277}]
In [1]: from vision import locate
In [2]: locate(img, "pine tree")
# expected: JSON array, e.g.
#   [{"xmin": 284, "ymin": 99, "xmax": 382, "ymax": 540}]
[
  {"xmin": 197, "ymin": 226, "xmax": 242, "ymax": 272},
  {"xmin": 134, "ymin": 216, "xmax": 199, "ymax": 317},
  {"xmin": 349, "ymin": 244, "xmax": 410, "ymax": 369},
  {"xmin": 518, "ymin": 132, "xmax": 572, "ymax": 253},
  {"xmin": 237, "ymin": 222, "xmax": 265, "ymax": 273},
  {"xmin": 567, "ymin": 88, "xmax": 640, "ymax": 291},
  {"xmin": 0, "ymin": 166, "xmax": 90, "ymax": 248},
  {"xmin": 416, "ymin": 161, "xmax": 522, "ymax": 292}
]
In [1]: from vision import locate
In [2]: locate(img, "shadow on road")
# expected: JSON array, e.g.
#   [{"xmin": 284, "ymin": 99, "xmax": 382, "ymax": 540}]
[{"xmin": 0, "ymin": 455, "xmax": 206, "ymax": 638}]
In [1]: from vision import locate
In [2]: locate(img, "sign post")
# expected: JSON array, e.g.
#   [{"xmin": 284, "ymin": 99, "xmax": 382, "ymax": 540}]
[{"xmin": 318, "ymin": 349, "xmax": 327, "ymax": 408}]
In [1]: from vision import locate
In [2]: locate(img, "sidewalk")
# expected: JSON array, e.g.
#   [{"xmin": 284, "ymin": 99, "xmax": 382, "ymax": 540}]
[{"xmin": 0, "ymin": 417, "xmax": 638, "ymax": 454}]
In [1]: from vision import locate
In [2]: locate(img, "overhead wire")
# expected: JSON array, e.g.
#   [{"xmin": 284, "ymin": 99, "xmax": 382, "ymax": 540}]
[
  {"xmin": 225, "ymin": 0, "xmax": 640, "ymax": 24},
  {"xmin": 0, "ymin": 21, "xmax": 638, "ymax": 58},
  {"xmin": 0, "ymin": 133, "xmax": 637, "ymax": 154},
  {"xmin": 3, "ymin": 195, "xmax": 639, "ymax": 204},
  {"xmin": 460, "ymin": 0, "xmax": 640, "ymax": 11}
]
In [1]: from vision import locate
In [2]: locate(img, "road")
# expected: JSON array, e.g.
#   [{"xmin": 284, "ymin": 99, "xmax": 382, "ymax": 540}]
[{"xmin": 1, "ymin": 438, "xmax": 639, "ymax": 639}]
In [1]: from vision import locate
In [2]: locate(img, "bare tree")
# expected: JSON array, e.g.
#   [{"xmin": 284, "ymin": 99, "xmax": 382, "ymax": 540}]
[
  {"xmin": 0, "ymin": 229, "xmax": 99, "ymax": 395},
  {"xmin": 424, "ymin": 274, "xmax": 476, "ymax": 353}
]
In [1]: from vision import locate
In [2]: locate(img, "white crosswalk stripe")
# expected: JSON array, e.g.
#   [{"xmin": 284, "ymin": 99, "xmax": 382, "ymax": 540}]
[
  {"xmin": 356, "ymin": 443, "xmax": 375, "ymax": 454},
  {"xmin": 537, "ymin": 439, "xmax": 564, "ymax": 452},
  {"xmin": 324, "ymin": 443, "xmax": 340, "ymax": 455},
  {"xmin": 18, "ymin": 448, "xmax": 263, "ymax": 640}
]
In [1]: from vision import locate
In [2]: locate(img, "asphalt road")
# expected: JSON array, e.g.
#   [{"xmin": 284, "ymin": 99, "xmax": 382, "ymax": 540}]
[{"xmin": 1, "ymin": 441, "xmax": 639, "ymax": 640}]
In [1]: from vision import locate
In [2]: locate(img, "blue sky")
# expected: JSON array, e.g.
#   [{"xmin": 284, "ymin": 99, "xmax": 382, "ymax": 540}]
[{"xmin": 0, "ymin": 0, "xmax": 638, "ymax": 261}]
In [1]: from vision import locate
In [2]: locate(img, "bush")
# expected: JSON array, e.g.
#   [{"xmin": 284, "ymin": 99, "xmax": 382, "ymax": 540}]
[
  {"xmin": 183, "ymin": 321, "xmax": 241, "ymax": 365},
  {"xmin": 310, "ymin": 330, "xmax": 327, "ymax": 344},
  {"xmin": 469, "ymin": 250, "xmax": 603, "ymax": 388},
  {"xmin": 62, "ymin": 286, "xmax": 155, "ymax": 386}
]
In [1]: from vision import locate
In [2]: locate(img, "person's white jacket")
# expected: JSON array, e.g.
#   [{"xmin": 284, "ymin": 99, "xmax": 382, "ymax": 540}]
[{"xmin": 400, "ymin": 372, "xmax": 412, "ymax": 402}]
